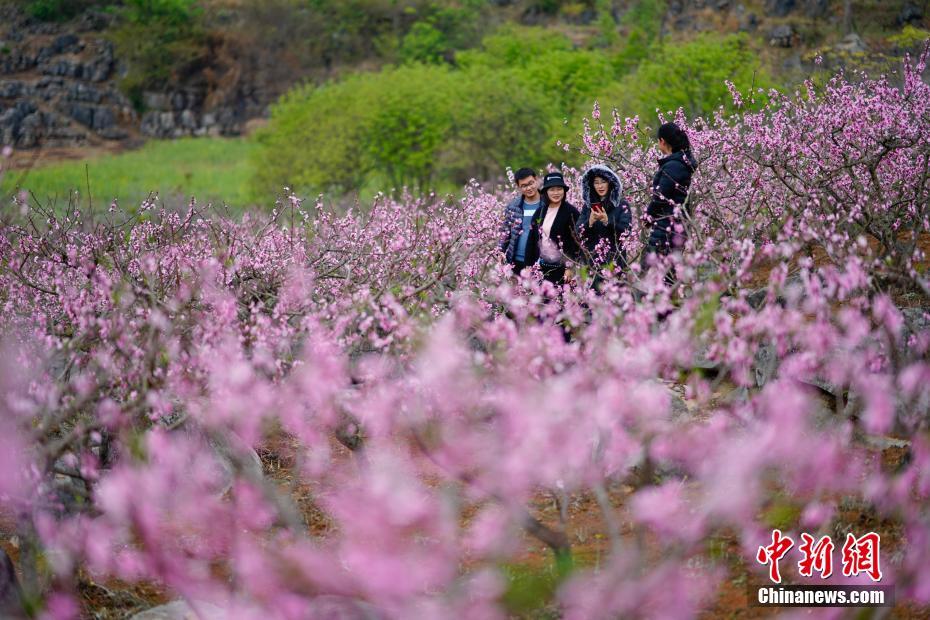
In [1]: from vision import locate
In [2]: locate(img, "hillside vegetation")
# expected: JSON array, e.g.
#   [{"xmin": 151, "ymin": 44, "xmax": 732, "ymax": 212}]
[
  {"xmin": 251, "ymin": 25, "xmax": 769, "ymax": 196},
  {"xmin": 3, "ymin": 0, "xmax": 928, "ymax": 206}
]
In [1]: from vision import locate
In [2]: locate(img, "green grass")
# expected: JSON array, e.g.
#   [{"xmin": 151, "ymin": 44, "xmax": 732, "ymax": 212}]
[
  {"xmin": 500, "ymin": 554, "xmax": 576, "ymax": 617},
  {"xmin": 1, "ymin": 137, "xmax": 261, "ymax": 213}
]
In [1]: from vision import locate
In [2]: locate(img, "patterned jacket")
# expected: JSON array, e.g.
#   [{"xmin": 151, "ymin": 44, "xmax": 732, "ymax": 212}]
[{"xmin": 498, "ymin": 194, "xmax": 537, "ymax": 264}]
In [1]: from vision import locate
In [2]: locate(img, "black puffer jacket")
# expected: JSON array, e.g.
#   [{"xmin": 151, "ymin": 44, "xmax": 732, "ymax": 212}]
[
  {"xmin": 575, "ymin": 164, "xmax": 632, "ymax": 268},
  {"xmin": 647, "ymin": 150, "xmax": 695, "ymax": 234}
]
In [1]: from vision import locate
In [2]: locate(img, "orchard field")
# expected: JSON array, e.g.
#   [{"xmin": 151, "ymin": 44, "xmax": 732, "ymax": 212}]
[{"xmin": 1, "ymin": 50, "xmax": 929, "ymax": 619}]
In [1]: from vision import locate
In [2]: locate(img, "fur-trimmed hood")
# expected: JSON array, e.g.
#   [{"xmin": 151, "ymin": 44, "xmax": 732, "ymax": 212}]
[{"xmin": 581, "ymin": 164, "xmax": 623, "ymax": 209}]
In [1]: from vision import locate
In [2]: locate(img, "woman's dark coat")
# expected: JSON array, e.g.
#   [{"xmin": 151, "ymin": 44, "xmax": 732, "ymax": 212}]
[
  {"xmin": 646, "ymin": 150, "xmax": 695, "ymax": 253},
  {"xmin": 575, "ymin": 164, "xmax": 632, "ymax": 269},
  {"xmin": 522, "ymin": 200, "xmax": 580, "ymax": 266}
]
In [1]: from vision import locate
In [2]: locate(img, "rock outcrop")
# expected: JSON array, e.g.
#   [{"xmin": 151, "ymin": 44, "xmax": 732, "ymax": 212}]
[
  {"xmin": 0, "ymin": 7, "xmax": 253, "ymax": 149},
  {"xmin": 1, "ymin": 7, "xmax": 132, "ymax": 148}
]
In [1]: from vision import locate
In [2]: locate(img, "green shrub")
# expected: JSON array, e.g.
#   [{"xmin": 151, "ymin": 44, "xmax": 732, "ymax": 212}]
[
  {"xmin": 443, "ymin": 68, "xmax": 554, "ymax": 183},
  {"xmin": 400, "ymin": 21, "xmax": 449, "ymax": 64},
  {"xmin": 528, "ymin": 0, "xmax": 565, "ymax": 15},
  {"xmin": 253, "ymin": 64, "xmax": 462, "ymax": 194},
  {"xmin": 25, "ymin": 0, "xmax": 111, "ymax": 21},
  {"xmin": 525, "ymin": 48, "xmax": 616, "ymax": 114},
  {"xmin": 253, "ymin": 26, "xmax": 779, "ymax": 197},
  {"xmin": 123, "ymin": 0, "xmax": 201, "ymax": 25},
  {"xmin": 108, "ymin": 0, "xmax": 206, "ymax": 109},
  {"xmin": 364, "ymin": 65, "xmax": 460, "ymax": 190},
  {"xmin": 621, "ymin": 0, "xmax": 666, "ymax": 43},
  {"xmin": 593, "ymin": 0, "xmax": 619, "ymax": 48},
  {"xmin": 251, "ymin": 73, "xmax": 379, "ymax": 197},
  {"xmin": 888, "ymin": 25, "xmax": 930, "ymax": 51},
  {"xmin": 456, "ymin": 25, "xmax": 573, "ymax": 69},
  {"xmin": 603, "ymin": 33, "xmax": 771, "ymax": 123}
]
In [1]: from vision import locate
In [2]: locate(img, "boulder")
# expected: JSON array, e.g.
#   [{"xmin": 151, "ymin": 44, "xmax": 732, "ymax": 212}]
[
  {"xmin": 0, "ymin": 50, "xmax": 36, "ymax": 74},
  {"xmin": 66, "ymin": 82, "xmax": 104, "ymax": 103},
  {"xmin": 216, "ymin": 107, "xmax": 241, "ymax": 135},
  {"xmin": 41, "ymin": 59, "xmax": 84, "ymax": 79},
  {"xmin": 170, "ymin": 91, "xmax": 188, "ymax": 111},
  {"xmin": 804, "ymin": 0, "xmax": 829, "ymax": 18},
  {"xmin": 766, "ymin": 0, "xmax": 796, "ymax": 17},
  {"xmin": 752, "ymin": 341, "xmax": 778, "ymax": 388},
  {"xmin": 898, "ymin": 2, "xmax": 923, "ymax": 25},
  {"xmin": 140, "ymin": 111, "xmax": 161, "ymax": 137},
  {"xmin": 179, "ymin": 109, "xmax": 197, "ymax": 130},
  {"xmin": 17, "ymin": 112, "xmax": 42, "ymax": 147},
  {"xmin": 740, "ymin": 12, "xmax": 759, "ymax": 31},
  {"xmin": 44, "ymin": 125, "xmax": 87, "ymax": 146},
  {"xmin": 98, "ymin": 126, "xmax": 128, "ymax": 140},
  {"xmin": 76, "ymin": 10, "xmax": 116, "ymax": 32},
  {"xmin": 133, "ymin": 597, "xmax": 381, "ymax": 620},
  {"xmin": 50, "ymin": 468, "xmax": 90, "ymax": 515},
  {"xmin": 131, "ymin": 600, "xmax": 224, "ymax": 620},
  {"xmin": 746, "ymin": 287, "xmax": 768, "ymax": 310},
  {"xmin": 691, "ymin": 344, "xmax": 722, "ymax": 373},
  {"xmin": 6, "ymin": 101, "xmax": 36, "ymax": 124},
  {"xmin": 140, "ymin": 110, "xmax": 180, "ymax": 138},
  {"xmin": 769, "ymin": 24, "xmax": 797, "ymax": 47},
  {"xmin": 172, "ymin": 420, "xmax": 264, "ymax": 496},
  {"xmin": 901, "ymin": 308, "xmax": 929, "ymax": 355},
  {"xmin": 0, "ymin": 80, "xmax": 24, "ymax": 99},
  {"xmin": 306, "ymin": 595, "xmax": 382, "ymax": 619},
  {"xmin": 91, "ymin": 106, "xmax": 115, "ymax": 131},
  {"xmin": 0, "ymin": 549, "xmax": 23, "ymax": 619},
  {"xmin": 87, "ymin": 58, "xmax": 112, "ymax": 82},
  {"xmin": 835, "ymin": 33, "xmax": 867, "ymax": 54},
  {"xmin": 208, "ymin": 436, "xmax": 264, "ymax": 496},
  {"xmin": 669, "ymin": 390, "xmax": 690, "ymax": 421},
  {"xmin": 50, "ymin": 33, "xmax": 82, "ymax": 55},
  {"xmin": 782, "ymin": 53, "xmax": 803, "ymax": 72},
  {"xmin": 63, "ymin": 103, "xmax": 94, "ymax": 128},
  {"xmin": 143, "ymin": 91, "xmax": 169, "ymax": 111},
  {"xmin": 85, "ymin": 39, "xmax": 114, "ymax": 82},
  {"xmin": 57, "ymin": 102, "xmax": 118, "ymax": 134}
]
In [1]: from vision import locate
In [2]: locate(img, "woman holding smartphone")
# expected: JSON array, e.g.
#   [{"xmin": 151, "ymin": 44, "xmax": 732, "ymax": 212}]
[
  {"xmin": 576, "ymin": 164, "xmax": 632, "ymax": 274},
  {"xmin": 524, "ymin": 171, "xmax": 579, "ymax": 285}
]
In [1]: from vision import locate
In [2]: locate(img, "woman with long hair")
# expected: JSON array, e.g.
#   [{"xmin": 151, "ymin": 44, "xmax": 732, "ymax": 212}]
[
  {"xmin": 645, "ymin": 122, "xmax": 696, "ymax": 258},
  {"xmin": 524, "ymin": 171, "xmax": 579, "ymax": 286}
]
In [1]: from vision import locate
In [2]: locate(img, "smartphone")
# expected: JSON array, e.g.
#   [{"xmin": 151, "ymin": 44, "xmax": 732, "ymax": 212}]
[{"xmin": 592, "ymin": 203, "xmax": 604, "ymax": 212}]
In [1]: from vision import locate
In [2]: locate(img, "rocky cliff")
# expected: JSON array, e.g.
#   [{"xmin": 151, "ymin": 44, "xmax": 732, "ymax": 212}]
[{"xmin": 0, "ymin": 5, "xmax": 250, "ymax": 150}]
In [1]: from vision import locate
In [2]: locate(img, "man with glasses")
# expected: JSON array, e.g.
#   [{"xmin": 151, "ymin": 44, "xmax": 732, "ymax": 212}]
[{"xmin": 498, "ymin": 168, "xmax": 542, "ymax": 274}]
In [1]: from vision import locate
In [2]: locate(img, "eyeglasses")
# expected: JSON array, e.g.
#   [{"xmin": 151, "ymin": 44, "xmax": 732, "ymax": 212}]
[{"xmin": 518, "ymin": 182, "xmax": 536, "ymax": 189}]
